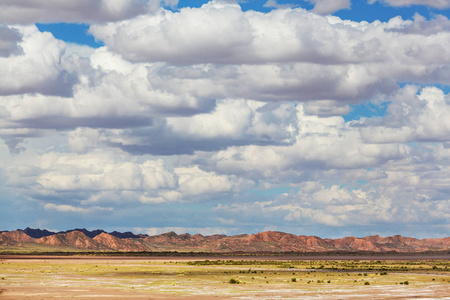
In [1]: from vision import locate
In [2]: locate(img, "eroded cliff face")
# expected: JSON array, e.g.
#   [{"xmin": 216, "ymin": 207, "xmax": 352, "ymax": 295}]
[{"xmin": 1, "ymin": 229, "xmax": 449, "ymax": 253}]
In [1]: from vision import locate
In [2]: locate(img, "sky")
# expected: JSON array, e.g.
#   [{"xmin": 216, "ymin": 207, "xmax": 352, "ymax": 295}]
[{"xmin": 0, "ymin": 0, "xmax": 449, "ymax": 239}]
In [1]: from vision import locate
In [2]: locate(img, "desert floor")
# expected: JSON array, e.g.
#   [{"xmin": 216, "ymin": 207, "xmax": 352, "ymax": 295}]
[{"xmin": 0, "ymin": 255, "xmax": 449, "ymax": 299}]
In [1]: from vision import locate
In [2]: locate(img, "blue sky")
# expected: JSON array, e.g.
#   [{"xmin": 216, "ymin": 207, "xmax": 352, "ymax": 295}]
[{"xmin": 0, "ymin": 0, "xmax": 449, "ymax": 239}]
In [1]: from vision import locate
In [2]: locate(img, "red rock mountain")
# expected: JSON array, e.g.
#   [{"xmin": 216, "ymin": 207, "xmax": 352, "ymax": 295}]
[
  {"xmin": 93, "ymin": 232, "xmax": 149, "ymax": 251},
  {"xmin": 0, "ymin": 229, "xmax": 449, "ymax": 253},
  {"xmin": 0, "ymin": 231, "xmax": 35, "ymax": 246},
  {"xmin": 35, "ymin": 231, "xmax": 109, "ymax": 250}
]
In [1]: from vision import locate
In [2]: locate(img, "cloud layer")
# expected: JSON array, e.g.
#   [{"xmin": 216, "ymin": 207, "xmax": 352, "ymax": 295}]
[
  {"xmin": 308, "ymin": 0, "xmax": 351, "ymax": 15},
  {"xmin": 0, "ymin": 1, "xmax": 449, "ymax": 238},
  {"xmin": 370, "ymin": 0, "xmax": 450, "ymax": 9},
  {"xmin": 0, "ymin": 0, "xmax": 163, "ymax": 24}
]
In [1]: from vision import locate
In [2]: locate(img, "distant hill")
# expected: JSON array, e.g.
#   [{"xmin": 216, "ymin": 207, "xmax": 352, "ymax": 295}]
[
  {"xmin": 59, "ymin": 228, "xmax": 107, "ymax": 239},
  {"xmin": 13, "ymin": 228, "xmax": 147, "ymax": 240},
  {"xmin": 1, "ymin": 229, "xmax": 449, "ymax": 253},
  {"xmin": 21, "ymin": 227, "xmax": 55, "ymax": 239}
]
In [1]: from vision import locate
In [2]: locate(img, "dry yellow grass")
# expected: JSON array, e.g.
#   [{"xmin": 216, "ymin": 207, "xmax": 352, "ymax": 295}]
[{"xmin": 0, "ymin": 257, "xmax": 448, "ymax": 299}]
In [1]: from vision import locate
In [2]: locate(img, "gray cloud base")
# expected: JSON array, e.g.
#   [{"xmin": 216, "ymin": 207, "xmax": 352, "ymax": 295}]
[{"xmin": 0, "ymin": 0, "xmax": 160, "ymax": 24}]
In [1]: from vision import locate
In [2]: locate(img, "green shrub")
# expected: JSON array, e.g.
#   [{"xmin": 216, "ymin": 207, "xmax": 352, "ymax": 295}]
[
  {"xmin": 229, "ymin": 278, "xmax": 239, "ymax": 284},
  {"xmin": 364, "ymin": 281, "xmax": 370, "ymax": 285},
  {"xmin": 404, "ymin": 281, "xmax": 409, "ymax": 285},
  {"xmin": 291, "ymin": 278, "xmax": 297, "ymax": 282}
]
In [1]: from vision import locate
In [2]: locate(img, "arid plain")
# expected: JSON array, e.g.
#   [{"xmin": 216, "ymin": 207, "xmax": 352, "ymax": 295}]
[{"xmin": 1, "ymin": 255, "xmax": 449, "ymax": 299}]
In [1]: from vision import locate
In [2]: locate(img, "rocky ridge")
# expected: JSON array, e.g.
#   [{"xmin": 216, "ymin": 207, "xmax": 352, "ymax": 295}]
[{"xmin": 0, "ymin": 229, "xmax": 449, "ymax": 253}]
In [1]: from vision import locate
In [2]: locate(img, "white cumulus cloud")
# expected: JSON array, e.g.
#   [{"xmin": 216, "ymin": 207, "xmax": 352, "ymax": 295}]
[{"xmin": 0, "ymin": 26, "xmax": 75, "ymax": 97}]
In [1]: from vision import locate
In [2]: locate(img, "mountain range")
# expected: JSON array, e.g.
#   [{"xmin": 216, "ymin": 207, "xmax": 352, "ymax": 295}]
[{"xmin": 1, "ymin": 228, "xmax": 449, "ymax": 253}]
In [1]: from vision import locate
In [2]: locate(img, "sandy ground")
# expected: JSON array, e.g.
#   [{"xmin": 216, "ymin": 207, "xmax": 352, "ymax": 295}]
[
  {"xmin": 1, "ymin": 282, "xmax": 449, "ymax": 299},
  {"xmin": 0, "ymin": 256, "xmax": 449, "ymax": 299}
]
